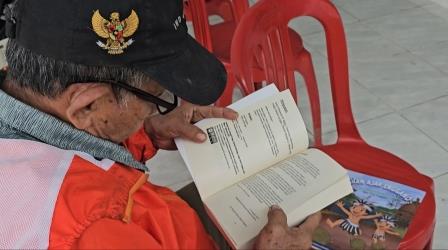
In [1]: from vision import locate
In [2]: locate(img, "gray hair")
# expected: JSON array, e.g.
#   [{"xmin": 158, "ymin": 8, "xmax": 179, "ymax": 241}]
[{"xmin": 5, "ymin": 38, "xmax": 150, "ymax": 102}]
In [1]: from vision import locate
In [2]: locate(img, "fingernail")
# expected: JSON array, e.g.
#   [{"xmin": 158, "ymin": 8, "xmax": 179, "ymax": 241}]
[
  {"xmin": 270, "ymin": 205, "xmax": 281, "ymax": 211},
  {"xmin": 197, "ymin": 133, "xmax": 206, "ymax": 141}
]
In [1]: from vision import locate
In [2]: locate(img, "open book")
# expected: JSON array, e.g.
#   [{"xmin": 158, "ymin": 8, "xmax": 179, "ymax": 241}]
[{"xmin": 175, "ymin": 85, "xmax": 353, "ymax": 249}]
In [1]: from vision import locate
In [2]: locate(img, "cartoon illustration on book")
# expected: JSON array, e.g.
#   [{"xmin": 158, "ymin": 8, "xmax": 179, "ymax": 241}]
[
  {"xmin": 312, "ymin": 171, "xmax": 426, "ymax": 250},
  {"xmin": 326, "ymin": 200, "xmax": 382, "ymax": 236},
  {"xmin": 372, "ymin": 215, "xmax": 401, "ymax": 248}
]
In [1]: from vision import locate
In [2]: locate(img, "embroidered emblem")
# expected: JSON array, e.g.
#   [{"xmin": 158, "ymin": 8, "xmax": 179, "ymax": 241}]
[{"xmin": 91, "ymin": 10, "xmax": 139, "ymax": 55}]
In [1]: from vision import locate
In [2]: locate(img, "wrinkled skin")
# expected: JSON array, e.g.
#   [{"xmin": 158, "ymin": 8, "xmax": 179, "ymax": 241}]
[
  {"xmin": 254, "ymin": 206, "xmax": 321, "ymax": 250},
  {"xmin": 145, "ymin": 101, "xmax": 238, "ymax": 150}
]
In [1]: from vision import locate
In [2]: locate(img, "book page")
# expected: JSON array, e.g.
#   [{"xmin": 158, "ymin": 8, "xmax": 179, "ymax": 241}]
[
  {"xmin": 176, "ymin": 89, "xmax": 309, "ymax": 199},
  {"xmin": 228, "ymin": 84, "xmax": 280, "ymax": 110},
  {"xmin": 175, "ymin": 84, "xmax": 279, "ymax": 181},
  {"xmin": 204, "ymin": 149, "xmax": 352, "ymax": 248}
]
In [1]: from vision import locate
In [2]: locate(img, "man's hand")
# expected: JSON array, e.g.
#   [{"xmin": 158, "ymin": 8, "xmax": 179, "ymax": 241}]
[
  {"xmin": 144, "ymin": 102, "xmax": 238, "ymax": 150},
  {"xmin": 254, "ymin": 206, "xmax": 321, "ymax": 250}
]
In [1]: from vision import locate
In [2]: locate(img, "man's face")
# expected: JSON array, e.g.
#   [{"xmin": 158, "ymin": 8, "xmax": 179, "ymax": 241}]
[{"xmin": 88, "ymin": 80, "xmax": 164, "ymax": 143}]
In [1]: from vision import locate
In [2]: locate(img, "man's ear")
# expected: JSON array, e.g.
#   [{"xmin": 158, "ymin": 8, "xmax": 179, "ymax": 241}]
[{"xmin": 65, "ymin": 83, "xmax": 113, "ymax": 130}]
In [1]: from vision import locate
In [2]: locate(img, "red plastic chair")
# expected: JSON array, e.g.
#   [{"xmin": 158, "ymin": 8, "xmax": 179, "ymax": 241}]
[
  {"xmin": 184, "ymin": 0, "xmax": 246, "ymax": 23},
  {"xmin": 184, "ymin": 0, "xmax": 322, "ymax": 145},
  {"xmin": 231, "ymin": 0, "xmax": 436, "ymax": 249}
]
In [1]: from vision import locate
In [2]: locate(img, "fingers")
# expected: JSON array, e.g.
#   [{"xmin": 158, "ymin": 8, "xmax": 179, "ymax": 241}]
[
  {"xmin": 254, "ymin": 206, "xmax": 288, "ymax": 250},
  {"xmin": 286, "ymin": 213, "xmax": 321, "ymax": 250},
  {"xmin": 222, "ymin": 107, "xmax": 239, "ymax": 120},
  {"xmin": 176, "ymin": 122, "xmax": 207, "ymax": 142},
  {"xmin": 153, "ymin": 138, "xmax": 178, "ymax": 150},
  {"xmin": 193, "ymin": 106, "xmax": 238, "ymax": 122},
  {"xmin": 297, "ymin": 212, "xmax": 321, "ymax": 234},
  {"xmin": 145, "ymin": 104, "xmax": 239, "ymax": 148},
  {"xmin": 256, "ymin": 206, "xmax": 318, "ymax": 250},
  {"xmin": 267, "ymin": 205, "xmax": 288, "ymax": 227}
]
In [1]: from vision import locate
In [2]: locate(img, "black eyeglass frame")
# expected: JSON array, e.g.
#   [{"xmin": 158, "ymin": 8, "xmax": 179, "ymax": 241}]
[{"xmin": 79, "ymin": 79, "xmax": 178, "ymax": 115}]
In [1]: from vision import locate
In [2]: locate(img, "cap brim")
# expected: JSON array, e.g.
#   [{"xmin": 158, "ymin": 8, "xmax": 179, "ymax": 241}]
[{"xmin": 134, "ymin": 35, "xmax": 227, "ymax": 105}]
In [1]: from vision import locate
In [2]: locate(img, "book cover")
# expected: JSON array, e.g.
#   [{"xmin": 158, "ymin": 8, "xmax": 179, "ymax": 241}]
[{"xmin": 312, "ymin": 171, "xmax": 426, "ymax": 250}]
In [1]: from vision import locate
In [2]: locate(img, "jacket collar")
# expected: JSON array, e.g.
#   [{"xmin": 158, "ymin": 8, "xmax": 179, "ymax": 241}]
[{"xmin": 0, "ymin": 89, "xmax": 148, "ymax": 171}]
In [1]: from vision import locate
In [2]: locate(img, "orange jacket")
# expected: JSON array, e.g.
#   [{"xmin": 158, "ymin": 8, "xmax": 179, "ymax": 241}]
[{"xmin": 46, "ymin": 129, "xmax": 216, "ymax": 249}]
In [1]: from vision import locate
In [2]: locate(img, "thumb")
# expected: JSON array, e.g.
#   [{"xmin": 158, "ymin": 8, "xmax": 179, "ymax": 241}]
[
  {"xmin": 297, "ymin": 212, "xmax": 322, "ymax": 234},
  {"xmin": 177, "ymin": 122, "xmax": 207, "ymax": 143},
  {"xmin": 267, "ymin": 205, "xmax": 288, "ymax": 227}
]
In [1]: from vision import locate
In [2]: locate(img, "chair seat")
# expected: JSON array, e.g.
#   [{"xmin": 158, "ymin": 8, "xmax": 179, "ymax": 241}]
[
  {"xmin": 318, "ymin": 141, "xmax": 436, "ymax": 249},
  {"xmin": 210, "ymin": 21, "xmax": 304, "ymax": 62}
]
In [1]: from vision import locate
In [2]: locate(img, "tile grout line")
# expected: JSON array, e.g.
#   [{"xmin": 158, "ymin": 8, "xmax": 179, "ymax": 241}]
[
  {"xmin": 343, "ymin": 16, "xmax": 448, "ymax": 113},
  {"xmin": 399, "ymin": 113, "xmax": 448, "ymax": 153},
  {"xmin": 327, "ymin": 2, "xmax": 448, "ymax": 78},
  {"xmin": 408, "ymin": 50, "xmax": 448, "ymax": 77},
  {"xmin": 294, "ymin": 61, "xmax": 399, "ymax": 137},
  {"xmin": 354, "ymin": 111, "xmax": 400, "ymax": 130},
  {"xmin": 337, "ymin": 9, "xmax": 448, "ymax": 111},
  {"xmin": 320, "ymin": 111, "xmax": 397, "ymax": 137},
  {"xmin": 399, "ymin": 93, "xmax": 448, "ymax": 112},
  {"xmin": 302, "ymin": 50, "xmax": 448, "ymax": 147},
  {"xmin": 333, "ymin": 4, "xmax": 362, "ymax": 23},
  {"xmin": 354, "ymin": 5, "xmax": 448, "ymax": 77},
  {"xmin": 337, "ymin": 1, "xmax": 425, "ymax": 24},
  {"xmin": 300, "ymin": 1, "xmax": 448, "ymax": 150},
  {"xmin": 351, "ymin": 78, "xmax": 400, "ymax": 112},
  {"xmin": 433, "ymin": 172, "xmax": 448, "ymax": 180}
]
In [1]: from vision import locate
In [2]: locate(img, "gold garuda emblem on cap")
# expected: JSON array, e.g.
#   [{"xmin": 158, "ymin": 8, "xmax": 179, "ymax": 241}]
[{"xmin": 91, "ymin": 10, "xmax": 139, "ymax": 55}]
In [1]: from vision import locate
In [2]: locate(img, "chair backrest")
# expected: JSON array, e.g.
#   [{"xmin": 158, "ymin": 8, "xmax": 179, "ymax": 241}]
[
  {"xmin": 231, "ymin": 0, "xmax": 362, "ymax": 143},
  {"xmin": 185, "ymin": 0, "xmax": 249, "ymax": 52},
  {"xmin": 230, "ymin": 0, "xmax": 250, "ymax": 22},
  {"xmin": 184, "ymin": 0, "xmax": 213, "ymax": 51},
  {"xmin": 206, "ymin": 0, "xmax": 249, "ymax": 22}
]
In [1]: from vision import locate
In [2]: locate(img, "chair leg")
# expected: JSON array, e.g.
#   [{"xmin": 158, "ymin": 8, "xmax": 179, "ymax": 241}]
[
  {"xmin": 295, "ymin": 50, "xmax": 322, "ymax": 146},
  {"xmin": 215, "ymin": 71, "xmax": 236, "ymax": 107}
]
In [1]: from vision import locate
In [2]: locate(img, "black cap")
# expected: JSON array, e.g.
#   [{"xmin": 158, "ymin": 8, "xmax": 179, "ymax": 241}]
[{"xmin": 3, "ymin": 0, "xmax": 227, "ymax": 105}]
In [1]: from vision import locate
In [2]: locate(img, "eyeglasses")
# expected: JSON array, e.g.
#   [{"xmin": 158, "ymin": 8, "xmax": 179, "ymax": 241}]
[{"xmin": 80, "ymin": 79, "xmax": 178, "ymax": 115}]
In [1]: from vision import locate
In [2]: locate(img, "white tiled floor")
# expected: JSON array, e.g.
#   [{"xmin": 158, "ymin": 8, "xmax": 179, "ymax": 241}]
[{"xmin": 149, "ymin": 0, "xmax": 448, "ymax": 248}]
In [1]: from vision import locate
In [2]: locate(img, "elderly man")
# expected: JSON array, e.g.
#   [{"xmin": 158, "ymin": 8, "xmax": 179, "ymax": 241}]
[{"xmin": 0, "ymin": 0, "xmax": 319, "ymax": 249}]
